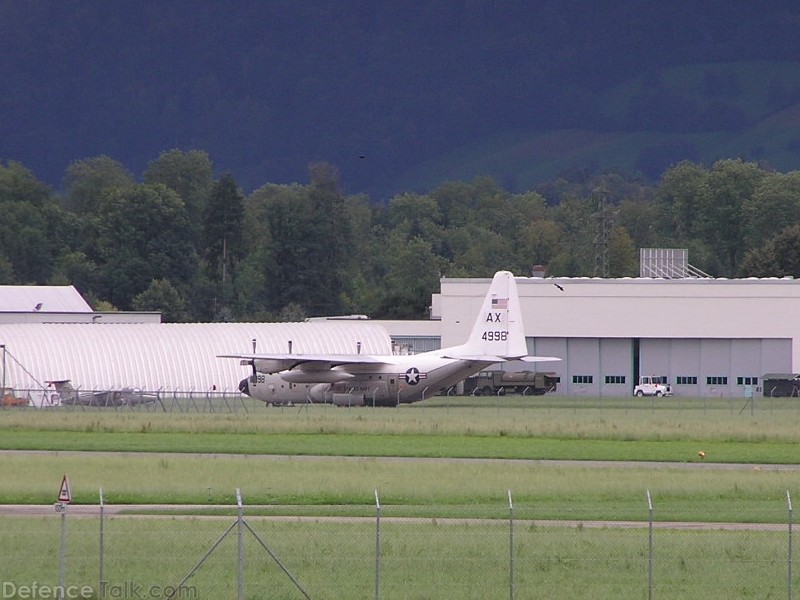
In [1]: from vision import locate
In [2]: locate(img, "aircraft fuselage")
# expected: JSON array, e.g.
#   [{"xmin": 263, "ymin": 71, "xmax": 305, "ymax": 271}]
[{"xmin": 239, "ymin": 355, "xmax": 490, "ymax": 406}]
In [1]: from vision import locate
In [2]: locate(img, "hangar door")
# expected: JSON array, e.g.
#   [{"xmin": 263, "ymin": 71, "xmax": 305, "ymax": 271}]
[{"xmin": 639, "ymin": 338, "xmax": 791, "ymax": 397}]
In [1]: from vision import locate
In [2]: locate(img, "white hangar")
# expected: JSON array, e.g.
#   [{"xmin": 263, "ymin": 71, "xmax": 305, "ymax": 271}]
[
  {"xmin": 0, "ymin": 321, "xmax": 392, "ymax": 400},
  {"xmin": 432, "ymin": 275, "xmax": 799, "ymax": 397}
]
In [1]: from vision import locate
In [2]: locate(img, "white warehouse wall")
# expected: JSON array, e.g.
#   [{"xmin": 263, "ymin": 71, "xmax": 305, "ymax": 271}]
[{"xmin": 438, "ymin": 276, "xmax": 800, "ymax": 371}]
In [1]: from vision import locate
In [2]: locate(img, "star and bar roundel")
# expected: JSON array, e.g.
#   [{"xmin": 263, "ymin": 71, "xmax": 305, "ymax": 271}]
[{"xmin": 401, "ymin": 367, "xmax": 427, "ymax": 385}]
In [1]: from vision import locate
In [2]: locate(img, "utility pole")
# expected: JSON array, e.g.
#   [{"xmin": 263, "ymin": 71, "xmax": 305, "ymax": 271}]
[{"xmin": 1, "ymin": 344, "xmax": 6, "ymax": 394}]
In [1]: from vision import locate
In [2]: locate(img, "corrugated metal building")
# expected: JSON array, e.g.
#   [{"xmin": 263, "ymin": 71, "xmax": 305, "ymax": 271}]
[{"xmin": 0, "ymin": 322, "xmax": 392, "ymax": 395}]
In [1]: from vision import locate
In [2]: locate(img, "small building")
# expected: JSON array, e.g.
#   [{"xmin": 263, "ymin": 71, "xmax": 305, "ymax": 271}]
[{"xmin": 0, "ymin": 285, "xmax": 160, "ymax": 324}]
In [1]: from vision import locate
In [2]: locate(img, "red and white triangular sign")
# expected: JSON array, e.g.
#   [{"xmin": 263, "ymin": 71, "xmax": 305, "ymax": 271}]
[{"xmin": 57, "ymin": 474, "xmax": 72, "ymax": 503}]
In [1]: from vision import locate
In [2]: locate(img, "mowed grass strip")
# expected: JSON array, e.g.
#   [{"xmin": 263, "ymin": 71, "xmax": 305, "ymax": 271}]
[
  {"xmin": 0, "ymin": 396, "xmax": 800, "ymax": 442},
  {"xmin": 3, "ymin": 396, "xmax": 800, "ymax": 441},
  {"xmin": 3, "ymin": 398, "xmax": 800, "ymax": 463},
  {"xmin": 2, "ymin": 428, "xmax": 800, "ymax": 464},
  {"xmin": 1, "ymin": 452, "xmax": 798, "ymax": 523}
]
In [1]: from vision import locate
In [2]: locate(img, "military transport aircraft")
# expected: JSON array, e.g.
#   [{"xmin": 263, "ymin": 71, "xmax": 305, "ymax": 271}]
[{"xmin": 220, "ymin": 271, "xmax": 559, "ymax": 406}]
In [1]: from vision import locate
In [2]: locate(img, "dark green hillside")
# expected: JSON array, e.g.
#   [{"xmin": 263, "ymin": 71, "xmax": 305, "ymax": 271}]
[{"xmin": 394, "ymin": 62, "xmax": 800, "ymax": 192}]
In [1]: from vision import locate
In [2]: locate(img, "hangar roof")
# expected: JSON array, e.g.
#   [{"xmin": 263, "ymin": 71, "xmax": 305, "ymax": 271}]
[
  {"xmin": 0, "ymin": 286, "xmax": 92, "ymax": 312},
  {"xmin": 0, "ymin": 321, "xmax": 392, "ymax": 393}
]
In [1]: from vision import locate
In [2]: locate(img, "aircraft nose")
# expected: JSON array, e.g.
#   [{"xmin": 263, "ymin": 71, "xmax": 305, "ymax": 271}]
[{"xmin": 238, "ymin": 378, "xmax": 250, "ymax": 395}]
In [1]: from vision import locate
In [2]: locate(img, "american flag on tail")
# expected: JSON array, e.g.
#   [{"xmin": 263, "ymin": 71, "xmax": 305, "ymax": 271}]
[{"xmin": 491, "ymin": 298, "xmax": 508, "ymax": 309}]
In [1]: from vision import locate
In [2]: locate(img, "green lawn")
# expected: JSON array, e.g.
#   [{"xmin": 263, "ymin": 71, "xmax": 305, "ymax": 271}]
[
  {"xmin": 0, "ymin": 514, "xmax": 792, "ymax": 600},
  {"xmin": 2, "ymin": 398, "xmax": 798, "ymax": 598}
]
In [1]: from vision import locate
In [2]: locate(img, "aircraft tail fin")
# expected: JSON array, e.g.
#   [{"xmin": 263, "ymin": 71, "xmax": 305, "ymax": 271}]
[{"xmin": 444, "ymin": 271, "xmax": 531, "ymax": 362}]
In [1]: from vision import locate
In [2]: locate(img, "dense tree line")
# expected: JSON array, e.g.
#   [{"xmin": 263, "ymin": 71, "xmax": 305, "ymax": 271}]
[{"xmin": 2, "ymin": 151, "xmax": 800, "ymax": 322}]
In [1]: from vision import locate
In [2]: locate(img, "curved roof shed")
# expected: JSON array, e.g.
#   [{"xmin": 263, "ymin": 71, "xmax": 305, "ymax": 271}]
[{"xmin": 0, "ymin": 322, "xmax": 392, "ymax": 393}]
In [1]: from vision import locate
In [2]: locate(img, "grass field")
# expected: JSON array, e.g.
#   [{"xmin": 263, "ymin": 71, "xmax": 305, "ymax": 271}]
[
  {"xmin": 1, "ymin": 451, "xmax": 798, "ymax": 523},
  {"xmin": 2, "ymin": 397, "xmax": 799, "ymax": 598},
  {"xmin": 0, "ymin": 512, "xmax": 792, "ymax": 599},
  {"xmin": 1, "ymin": 397, "xmax": 799, "ymax": 519}
]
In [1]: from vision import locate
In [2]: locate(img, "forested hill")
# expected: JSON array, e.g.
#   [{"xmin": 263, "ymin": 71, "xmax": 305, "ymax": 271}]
[{"xmin": 2, "ymin": 2, "xmax": 800, "ymax": 198}]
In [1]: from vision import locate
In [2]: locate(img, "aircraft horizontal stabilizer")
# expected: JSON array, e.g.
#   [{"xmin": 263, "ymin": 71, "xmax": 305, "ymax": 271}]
[{"xmin": 443, "ymin": 354, "xmax": 560, "ymax": 363}]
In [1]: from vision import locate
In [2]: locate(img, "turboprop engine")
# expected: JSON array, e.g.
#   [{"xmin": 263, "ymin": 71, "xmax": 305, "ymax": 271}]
[{"xmin": 309, "ymin": 383, "xmax": 331, "ymax": 403}]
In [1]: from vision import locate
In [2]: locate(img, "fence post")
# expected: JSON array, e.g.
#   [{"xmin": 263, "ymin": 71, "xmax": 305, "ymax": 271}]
[
  {"xmin": 509, "ymin": 489, "xmax": 515, "ymax": 600},
  {"xmin": 58, "ymin": 504, "xmax": 67, "ymax": 600},
  {"xmin": 375, "ymin": 490, "xmax": 381, "ymax": 600},
  {"xmin": 789, "ymin": 490, "xmax": 794, "ymax": 600},
  {"xmin": 99, "ymin": 487, "xmax": 105, "ymax": 590},
  {"xmin": 647, "ymin": 489, "xmax": 654, "ymax": 600},
  {"xmin": 237, "ymin": 488, "xmax": 244, "ymax": 600}
]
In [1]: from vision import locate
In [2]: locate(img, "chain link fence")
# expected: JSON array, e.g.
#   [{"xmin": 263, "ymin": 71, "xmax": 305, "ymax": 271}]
[
  {"xmin": 1, "ymin": 490, "xmax": 796, "ymax": 599},
  {"xmin": 6, "ymin": 386, "xmax": 800, "ymax": 416},
  {"xmin": 2, "ymin": 387, "xmax": 257, "ymax": 413}
]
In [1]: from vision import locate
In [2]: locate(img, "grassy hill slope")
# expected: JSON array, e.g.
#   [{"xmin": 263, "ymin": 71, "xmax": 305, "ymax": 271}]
[{"xmin": 393, "ymin": 61, "xmax": 800, "ymax": 193}]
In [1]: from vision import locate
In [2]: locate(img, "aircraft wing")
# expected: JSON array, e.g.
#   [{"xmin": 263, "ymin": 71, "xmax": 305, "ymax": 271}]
[
  {"xmin": 218, "ymin": 353, "xmax": 391, "ymax": 374},
  {"xmin": 440, "ymin": 353, "xmax": 561, "ymax": 363}
]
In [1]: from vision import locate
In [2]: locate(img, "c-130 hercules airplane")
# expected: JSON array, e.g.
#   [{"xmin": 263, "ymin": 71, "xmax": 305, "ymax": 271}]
[{"xmin": 221, "ymin": 271, "xmax": 559, "ymax": 406}]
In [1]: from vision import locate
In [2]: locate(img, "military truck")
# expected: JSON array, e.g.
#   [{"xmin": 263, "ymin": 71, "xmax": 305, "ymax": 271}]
[{"xmin": 462, "ymin": 370, "xmax": 558, "ymax": 396}]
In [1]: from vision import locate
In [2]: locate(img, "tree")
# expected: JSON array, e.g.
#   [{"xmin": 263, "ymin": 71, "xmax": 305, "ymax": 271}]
[
  {"xmin": 0, "ymin": 160, "xmax": 51, "ymax": 207},
  {"xmin": 739, "ymin": 224, "xmax": 800, "ymax": 277},
  {"xmin": 617, "ymin": 197, "xmax": 660, "ymax": 250},
  {"xmin": 0, "ymin": 161, "xmax": 56, "ymax": 283},
  {"xmin": 131, "ymin": 278, "xmax": 190, "ymax": 323},
  {"xmin": 62, "ymin": 156, "xmax": 134, "ymax": 214},
  {"xmin": 253, "ymin": 164, "xmax": 353, "ymax": 317},
  {"xmin": 48, "ymin": 251, "xmax": 98, "ymax": 293},
  {"xmin": 741, "ymin": 171, "xmax": 800, "ymax": 249},
  {"xmin": 656, "ymin": 160, "xmax": 708, "ymax": 240},
  {"xmin": 387, "ymin": 193, "xmax": 445, "ymax": 252},
  {"xmin": 695, "ymin": 159, "xmax": 766, "ymax": 275},
  {"xmin": 0, "ymin": 200, "xmax": 50, "ymax": 283},
  {"xmin": 446, "ymin": 224, "xmax": 514, "ymax": 276},
  {"xmin": 607, "ymin": 225, "xmax": 638, "ymax": 277},
  {"xmin": 144, "ymin": 149, "xmax": 214, "ymax": 247},
  {"xmin": 254, "ymin": 184, "xmax": 315, "ymax": 312},
  {"xmin": 92, "ymin": 184, "xmax": 197, "ymax": 309},
  {"xmin": 203, "ymin": 173, "xmax": 245, "ymax": 317},
  {"xmin": 518, "ymin": 219, "xmax": 564, "ymax": 272},
  {"xmin": 550, "ymin": 197, "xmax": 596, "ymax": 275},
  {"xmin": 374, "ymin": 234, "xmax": 446, "ymax": 319},
  {"xmin": 304, "ymin": 162, "xmax": 351, "ymax": 315},
  {"xmin": 0, "ymin": 254, "xmax": 14, "ymax": 283}
]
